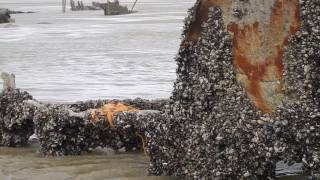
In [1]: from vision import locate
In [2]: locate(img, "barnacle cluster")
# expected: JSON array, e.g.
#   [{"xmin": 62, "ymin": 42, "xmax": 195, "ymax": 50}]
[
  {"xmin": 0, "ymin": 0, "xmax": 319, "ymax": 179},
  {"xmin": 33, "ymin": 99, "xmax": 168, "ymax": 156},
  {"xmin": 0, "ymin": 90, "xmax": 168, "ymax": 156}
]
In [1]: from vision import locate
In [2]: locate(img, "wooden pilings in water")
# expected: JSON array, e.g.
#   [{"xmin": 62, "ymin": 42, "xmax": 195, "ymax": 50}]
[
  {"xmin": 62, "ymin": 0, "xmax": 67, "ymax": 13},
  {"xmin": 70, "ymin": 0, "xmax": 101, "ymax": 11},
  {"xmin": 70, "ymin": 0, "xmax": 85, "ymax": 11},
  {"xmin": 102, "ymin": 0, "xmax": 130, "ymax": 16},
  {"xmin": 68, "ymin": 0, "xmax": 134, "ymax": 15},
  {"xmin": 130, "ymin": 0, "xmax": 138, "ymax": 13}
]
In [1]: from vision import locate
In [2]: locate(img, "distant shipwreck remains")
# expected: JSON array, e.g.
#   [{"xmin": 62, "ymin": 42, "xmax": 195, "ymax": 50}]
[
  {"xmin": 68, "ymin": 0, "xmax": 137, "ymax": 16},
  {"xmin": 0, "ymin": 8, "xmax": 36, "ymax": 24},
  {"xmin": 0, "ymin": 9, "xmax": 11, "ymax": 24}
]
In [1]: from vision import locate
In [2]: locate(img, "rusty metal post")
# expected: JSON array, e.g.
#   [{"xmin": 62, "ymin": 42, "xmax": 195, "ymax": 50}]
[
  {"xmin": 130, "ymin": 0, "xmax": 138, "ymax": 12},
  {"xmin": 62, "ymin": 0, "xmax": 66, "ymax": 13}
]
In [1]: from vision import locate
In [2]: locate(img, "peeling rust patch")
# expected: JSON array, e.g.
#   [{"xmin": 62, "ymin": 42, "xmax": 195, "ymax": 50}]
[
  {"xmin": 185, "ymin": 0, "xmax": 301, "ymax": 112},
  {"xmin": 228, "ymin": 0, "xmax": 301, "ymax": 112}
]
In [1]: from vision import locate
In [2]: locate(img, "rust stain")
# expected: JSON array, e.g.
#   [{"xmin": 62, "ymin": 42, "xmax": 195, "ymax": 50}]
[
  {"xmin": 185, "ymin": 0, "xmax": 301, "ymax": 112},
  {"xmin": 228, "ymin": 0, "xmax": 301, "ymax": 112},
  {"xmin": 91, "ymin": 103, "xmax": 138, "ymax": 128}
]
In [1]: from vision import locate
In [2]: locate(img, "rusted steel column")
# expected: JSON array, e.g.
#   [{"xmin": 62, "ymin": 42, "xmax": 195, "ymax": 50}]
[{"xmin": 148, "ymin": 0, "xmax": 320, "ymax": 179}]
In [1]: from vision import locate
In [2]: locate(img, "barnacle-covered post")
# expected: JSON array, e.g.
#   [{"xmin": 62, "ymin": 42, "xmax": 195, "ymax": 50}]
[{"xmin": 145, "ymin": 0, "xmax": 320, "ymax": 179}]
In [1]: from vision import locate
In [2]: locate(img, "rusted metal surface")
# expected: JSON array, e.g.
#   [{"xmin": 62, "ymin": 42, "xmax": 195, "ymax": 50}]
[{"xmin": 186, "ymin": 0, "xmax": 301, "ymax": 112}]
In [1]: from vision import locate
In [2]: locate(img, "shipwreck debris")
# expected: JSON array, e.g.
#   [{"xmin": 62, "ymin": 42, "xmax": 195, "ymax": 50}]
[
  {"xmin": 0, "ymin": 9, "xmax": 12, "ymax": 24},
  {"xmin": 1, "ymin": 0, "xmax": 320, "ymax": 179},
  {"xmin": 101, "ymin": 0, "xmax": 131, "ymax": 16},
  {"xmin": 69, "ymin": 0, "xmax": 135, "ymax": 15}
]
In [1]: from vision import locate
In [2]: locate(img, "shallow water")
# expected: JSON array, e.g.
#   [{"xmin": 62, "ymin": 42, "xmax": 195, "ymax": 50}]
[
  {"xmin": 0, "ymin": 0, "xmax": 192, "ymax": 102},
  {"xmin": 0, "ymin": 144, "xmax": 305, "ymax": 180},
  {"xmin": 0, "ymin": 145, "xmax": 174, "ymax": 180}
]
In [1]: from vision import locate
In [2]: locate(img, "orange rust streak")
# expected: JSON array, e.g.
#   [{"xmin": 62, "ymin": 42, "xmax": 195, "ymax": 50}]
[
  {"xmin": 228, "ymin": 0, "xmax": 301, "ymax": 112},
  {"xmin": 229, "ymin": 23, "xmax": 272, "ymax": 112},
  {"xmin": 91, "ymin": 103, "xmax": 138, "ymax": 128},
  {"xmin": 183, "ymin": 0, "xmax": 301, "ymax": 112}
]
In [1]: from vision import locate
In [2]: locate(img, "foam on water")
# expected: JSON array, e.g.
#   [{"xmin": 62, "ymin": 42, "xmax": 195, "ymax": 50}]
[{"xmin": 0, "ymin": 27, "xmax": 36, "ymax": 42}]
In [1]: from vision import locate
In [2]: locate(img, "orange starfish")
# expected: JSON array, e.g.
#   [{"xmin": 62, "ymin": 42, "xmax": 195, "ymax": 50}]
[{"xmin": 91, "ymin": 102, "xmax": 138, "ymax": 128}]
